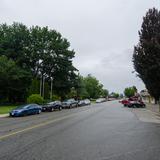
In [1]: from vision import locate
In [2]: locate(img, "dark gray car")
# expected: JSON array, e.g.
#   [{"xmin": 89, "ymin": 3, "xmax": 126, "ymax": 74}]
[
  {"xmin": 42, "ymin": 101, "xmax": 62, "ymax": 112},
  {"xmin": 62, "ymin": 99, "xmax": 78, "ymax": 109}
]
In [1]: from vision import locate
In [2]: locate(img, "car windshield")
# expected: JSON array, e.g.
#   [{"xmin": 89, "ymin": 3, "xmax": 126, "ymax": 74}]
[
  {"xmin": 47, "ymin": 102, "xmax": 56, "ymax": 105},
  {"xmin": 64, "ymin": 99, "xmax": 73, "ymax": 102}
]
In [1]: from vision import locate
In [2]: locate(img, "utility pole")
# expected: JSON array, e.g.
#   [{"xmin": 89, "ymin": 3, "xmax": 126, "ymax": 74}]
[
  {"xmin": 40, "ymin": 74, "xmax": 42, "ymax": 96},
  {"xmin": 42, "ymin": 76, "xmax": 45, "ymax": 98},
  {"xmin": 50, "ymin": 77, "xmax": 53, "ymax": 100}
]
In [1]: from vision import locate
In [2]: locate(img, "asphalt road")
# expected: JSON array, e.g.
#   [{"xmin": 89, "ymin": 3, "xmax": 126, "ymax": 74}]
[{"xmin": 1, "ymin": 101, "xmax": 160, "ymax": 160}]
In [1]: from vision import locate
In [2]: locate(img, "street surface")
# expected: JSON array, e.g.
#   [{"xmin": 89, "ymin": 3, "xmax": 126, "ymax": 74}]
[{"xmin": 1, "ymin": 101, "xmax": 160, "ymax": 160}]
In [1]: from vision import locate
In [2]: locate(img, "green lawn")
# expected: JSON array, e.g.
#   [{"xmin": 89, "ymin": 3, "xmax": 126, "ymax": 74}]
[
  {"xmin": 91, "ymin": 100, "xmax": 96, "ymax": 103},
  {"xmin": 0, "ymin": 106, "xmax": 17, "ymax": 114}
]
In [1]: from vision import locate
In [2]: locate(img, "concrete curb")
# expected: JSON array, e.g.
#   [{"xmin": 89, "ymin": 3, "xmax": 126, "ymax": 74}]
[{"xmin": 0, "ymin": 114, "xmax": 9, "ymax": 118}]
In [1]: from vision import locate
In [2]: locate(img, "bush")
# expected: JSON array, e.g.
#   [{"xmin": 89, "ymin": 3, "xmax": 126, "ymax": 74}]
[
  {"xmin": 52, "ymin": 94, "xmax": 61, "ymax": 101},
  {"xmin": 27, "ymin": 94, "xmax": 44, "ymax": 104}
]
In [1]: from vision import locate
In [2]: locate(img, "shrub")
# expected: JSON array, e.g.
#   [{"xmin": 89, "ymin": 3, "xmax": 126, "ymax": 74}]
[
  {"xmin": 52, "ymin": 94, "xmax": 61, "ymax": 101},
  {"xmin": 27, "ymin": 94, "xmax": 44, "ymax": 104}
]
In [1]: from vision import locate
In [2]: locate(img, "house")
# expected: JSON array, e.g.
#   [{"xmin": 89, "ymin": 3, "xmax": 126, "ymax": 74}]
[{"xmin": 140, "ymin": 89, "xmax": 155, "ymax": 104}]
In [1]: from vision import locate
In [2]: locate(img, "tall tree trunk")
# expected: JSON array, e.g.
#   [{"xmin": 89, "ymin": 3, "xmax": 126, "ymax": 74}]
[{"xmin": 155, "ymin": 97, "xmax": 159, "ymax": 104}]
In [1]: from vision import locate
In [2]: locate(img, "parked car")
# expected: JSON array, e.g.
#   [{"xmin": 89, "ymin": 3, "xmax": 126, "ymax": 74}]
[
  {"xmin": 78, "ymin": 100, "xmax": 86, "ymax": 106},
  {"xmin": 120, "ymin": 99, "xmax": 130, "ymax": 106},
  {"xmin": 42, "ymin": 101, "xmax": 62, "ymax": 112},
  {"xmin": 62, "ymin": 99, "xmax": 78, "ymax": 109},
  {"xmin": 96, "ymin": 98, "xmax": 106, "ymax": 103},
  {"xmin": 78, "ymin": 99, "xmax": 91, "ymax": 106},
  {"xmin": 10, "ymin": 104, "xmax": 42, "ymax": 117},
  {"xmin": 127, "ymin": 100, "xmax": 146, "ymax": 108},
  {"xmin": 84, "ymin": 99, "xmax": 91, "ymax": 105}
]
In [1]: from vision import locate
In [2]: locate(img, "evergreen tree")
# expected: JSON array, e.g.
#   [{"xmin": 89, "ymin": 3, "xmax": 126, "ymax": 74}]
[{"xmin": 133, "ymin": 8, "xmax": 160, "ymax": 102}]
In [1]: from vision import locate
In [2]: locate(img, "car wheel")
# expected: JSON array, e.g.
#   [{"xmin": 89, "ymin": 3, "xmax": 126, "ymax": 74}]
[
  {"xmin": 133, "ymin": 105, "xmax": 137, "ymax": 108},
  {"xmin": 38, "ymin": 110, "xmax": 41, "ymax": 114},
  {"xmin": 50, "ymin": 108, "xmax": 54, "ymax": 112}
]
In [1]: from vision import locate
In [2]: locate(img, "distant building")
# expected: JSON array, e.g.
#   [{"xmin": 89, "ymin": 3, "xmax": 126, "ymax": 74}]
[{"xmin": 140, "ymin": 89, "xmax": 155, "ymax": 104}]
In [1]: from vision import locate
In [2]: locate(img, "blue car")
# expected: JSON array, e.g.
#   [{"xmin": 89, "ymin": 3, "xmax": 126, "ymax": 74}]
[{"xmin": 10, "ymin": 104, "xmax": 42, "ymax": 117}]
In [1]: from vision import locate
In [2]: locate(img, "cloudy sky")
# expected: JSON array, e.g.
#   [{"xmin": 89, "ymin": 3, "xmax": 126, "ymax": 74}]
[{"xmin": 0, "ymin": 0, "xmax": 159, "ymax": 93}]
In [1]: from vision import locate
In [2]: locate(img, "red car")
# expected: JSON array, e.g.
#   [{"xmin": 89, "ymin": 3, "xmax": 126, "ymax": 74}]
[
  {"xmin": 120, "ymin": 97, "xmax": 145, "ymax": 108},
  {"xmin": 120, "ymin": 99, "xmax": 130, "ymax": 106},
  {"xmin": 127, "ymin": 100, "xmax": 145, "ymax": 108}
]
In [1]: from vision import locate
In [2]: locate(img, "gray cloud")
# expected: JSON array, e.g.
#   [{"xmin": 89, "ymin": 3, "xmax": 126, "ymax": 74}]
[{"xmin": 0, "ymin": 0, "xmax": 159, "ymax": 93}]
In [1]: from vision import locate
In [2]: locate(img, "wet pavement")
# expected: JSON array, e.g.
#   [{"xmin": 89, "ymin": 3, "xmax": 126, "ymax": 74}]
[{"xmin": 0, "ymin": 101, "xmax": 160, "ymax": 160}]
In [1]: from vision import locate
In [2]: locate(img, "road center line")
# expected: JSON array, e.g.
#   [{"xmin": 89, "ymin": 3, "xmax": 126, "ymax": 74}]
[{"xmin": 0, "ymin": 107, "xmax": 94, "ymax": 141}]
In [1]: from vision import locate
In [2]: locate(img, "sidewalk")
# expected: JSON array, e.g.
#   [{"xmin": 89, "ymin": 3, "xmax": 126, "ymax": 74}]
[
  {"xmin": 146, "ymin": 103, "xmax": 160, "ymax": 115},
  {"xmin": 130, "ymin": 103, "xmax": 160, "ymax": 123},
  {"xmin": 0, "ymin": 114, "xmax": 9, "ymax": 118}
]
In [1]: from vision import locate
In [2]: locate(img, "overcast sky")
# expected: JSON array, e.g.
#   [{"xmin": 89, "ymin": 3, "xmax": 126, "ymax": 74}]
[{"xmin": 0, "ymin": 0, "xmax": 159, "ymax": 93}]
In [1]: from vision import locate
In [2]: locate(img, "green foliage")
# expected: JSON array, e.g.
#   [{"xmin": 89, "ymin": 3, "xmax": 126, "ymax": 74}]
[
  {"xmin": 133, "ymin": 8, "xmax": 160, "ymax": 101},
  {"xmin": 68, "ymin": 74, "xmax": 108, "ymax": 99},
  {"xmin": 124, "ymin": 87, "xmax": 136, "ymax": 98},
  {"xmin": 27, "ymin": 94, "xmax": 44, "ymax": 104},
  {"xmin": 28, "ymin": 78, "xmax": 40, "ymax": 95},
  {"xmin": 109, "ymin": 92, "xmax": 119, "ymax": 98},
  {"xmin": 74, "ymin": 75, "xmax": 89, "ymax": 99},
  {"xmin": 0, "ymin": 56, "xmax": 32, "ymax": 103},
  {"xmin": 0, "ymin": 22, "xmax": 78, "ymax": 102},
  {"xmin": 52, "ymin": 94, "xmax": 61, "ymax": 101},
  {"xmin": 114, "ymin": 93, "xmax": 119, "ymax": 98},
  {"xmin": 0, "ymin": 22, "xmax": 110, "ymax": 102},
  {"xmin": 67, "ymin": 87, "xmax": 77, "ymax": 98},
  {"xmin": 83, "ymin": 74, "xmax": 105, "ymax": 99},
  {"xmin": 101, "ymin": 89, "xmax": 109, "ymax": 97}
]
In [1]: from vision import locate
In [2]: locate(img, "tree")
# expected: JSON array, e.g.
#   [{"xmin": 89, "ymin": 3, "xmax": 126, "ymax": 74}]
[
  {"xmin": 28, "ymin": 78, "xmax": 40, "ymax": 95},
  {"xmin": 124, "ymin": 87, "xmax": 136, "ymax": 98},
  {"xmin": 27, "ymin": 94, "xmax": 44, "ymax": 104},
  {"xmin": 133, "ymin": 8, "xmax": 160, "ymax": 102},
  {"xmin": 0, "ymin": 56, "xmax": 32, "ymax": 103},
  {"xmin": 0, "ymin": 22, "xmax": 78, "ymax": 101},
  {"xmin": 74, "ymin": 75, "xmax": 89, "ymax": 99},
  {"xmin": 109, "ymin": 92, "xmax": 119, "ymax": 98},
  {"xmin": 132, "ymin": 86, "xmax": 137, "ymax": 93},
  {"xmin": 0, "ymin": 23, "xmax": 30, "ymax": 69},
  {"xmin": 83, "ymin": 74, "xmax": 104, "ymax": 99},
  {"xmin": 72, "ymin": 74, "xmax": 108, "ymax": 99},
  {"xmin": 102, "ymin": 89, "xmax": 109, "ymax": 97}
]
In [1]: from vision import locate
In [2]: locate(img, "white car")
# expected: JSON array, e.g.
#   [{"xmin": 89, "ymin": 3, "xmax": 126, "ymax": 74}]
[
  {"xmin": 96, "ymin": 98, "xmax": 106, "ymax": 103},
  {"xmin": 84, "ymin": 99, "xmax": 91, "ymax": 105}
]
